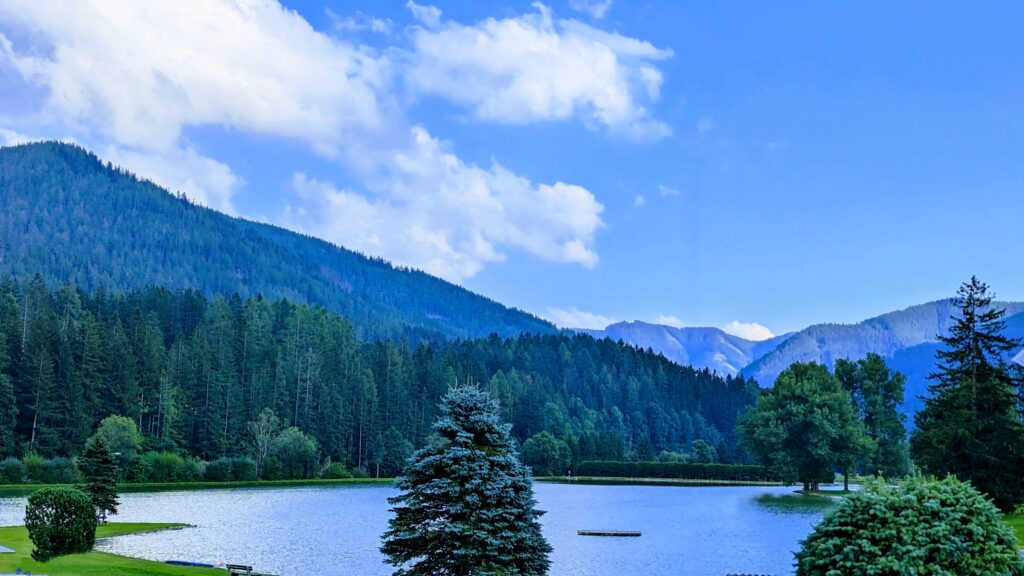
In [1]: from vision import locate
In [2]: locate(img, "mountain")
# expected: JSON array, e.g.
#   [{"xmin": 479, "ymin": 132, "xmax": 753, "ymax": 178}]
[
  {"xmin": 583, "ymin": 302, "xmax": 1024, "ymax": 417},
  {"xmin": 741, "ymin": 300, "xmax": 1024, "ymax": 385},
  {"xmin": 0, "ymin": 142, "xmax": 555, "ymax": 341},
  {"xmin": 580, "ymin": 321, "xmax": 790, "ymax": 377}
]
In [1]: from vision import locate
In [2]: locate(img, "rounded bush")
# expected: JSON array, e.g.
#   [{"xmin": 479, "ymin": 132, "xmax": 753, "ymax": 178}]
[
  {"xmin": 796, "ymin": 476, "xmax": 1024, "ymax": 575},
  {"xmin": 24, "ymin": 487, "xmax": 97, "ymax": 562},
  {"xmin": 0, "ymin": 457, "xmax": 26, "ymax": 483}
]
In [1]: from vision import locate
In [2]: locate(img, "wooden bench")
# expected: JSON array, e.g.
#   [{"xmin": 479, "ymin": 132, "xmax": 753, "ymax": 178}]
[{"xmin": 226, "ymin": 565, "xmax": 254, "ymax": 576}]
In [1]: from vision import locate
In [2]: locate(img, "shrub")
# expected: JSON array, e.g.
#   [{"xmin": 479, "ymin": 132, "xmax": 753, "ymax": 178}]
[
  {"xmin": 796, "ymin": 476, "xmax": 1024, "ymax": 575},
  {"xmin": 349, "ymin": 467, "xmax": 370, "ymax": 479},
  {"xmin": 23, "ymin": 454, "xmax": 46, "ymax": 483},
  {"xmin": 46, "ymin": 457, "xmax": 79, "ymax": 484},
  {"xmin": 271, "ymin": 427, "xmax": 318, "ymax": 479},
  {"xmin": 24, "ymin": 487, "xmax": 97, "ymax": 562},
  {"xmin": 138, "ymin": 452, "xmax": 185, "ymax": 482},
  {"xmin": 229, "ymin": 457, "xmax": 257, "ymax": 481},
  {"xmin": 320, "ymin": 461, "xmax": 352, "ymax": 479},
  {"xmin": 204, "ymin": 457, "xmax": 234, "ymax": 482},
  {"xmin": 0, "ymin": 457, "xmax": 25, "ymax": 483},
  {"xmin": 575, "ymin": 460, "xmax": 778, "ymax": 482}
]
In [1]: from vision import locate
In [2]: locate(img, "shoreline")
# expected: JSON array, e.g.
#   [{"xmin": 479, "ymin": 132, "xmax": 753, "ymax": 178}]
[{"xmin": 0, "ymin": 477, "xmax": 396, "ymax": 497}]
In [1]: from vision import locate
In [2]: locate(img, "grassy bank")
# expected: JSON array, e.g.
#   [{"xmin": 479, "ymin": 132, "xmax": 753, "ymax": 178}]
[
  {"xmin": 0, "ymin": 476, "xmax": 395, "ymax": 497},
  {"xmin": 538, "ymin": 475, "xmax": 783, "ymax": 487},
  {"xmin": 0, "ymin": 523, "xmax": 224, "ymax": 576}
]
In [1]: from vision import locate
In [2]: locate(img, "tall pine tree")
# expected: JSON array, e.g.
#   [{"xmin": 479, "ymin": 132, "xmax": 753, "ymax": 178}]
[
  {"xmin": 381, "ymin": 385, "xmax": 551, "ymax": 576},
  {"xmin": 911, "ymin": 277, "xmax": 1024, "ymax": 511},
  {"xmin": 78, "ymin": 436, "xmax": 119, "ymax": 522}
]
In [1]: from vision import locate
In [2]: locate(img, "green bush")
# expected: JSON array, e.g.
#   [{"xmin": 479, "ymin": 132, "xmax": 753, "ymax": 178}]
[
  {"xmin": 23, "ymin": 454, "xmax": 46, "ymax": 482},
  {"xmin": 137, "ymin": 452, "xmax": 205, "ymax": 482},
  {"xmin": 24, "ymin": 486, "xmax": 97, "ymax": 562},
  {"xmin": 575, "ymin": 460, "xmax": 778, "ymax": 482},
  {"xmin": 204, "ymin": 457, "xmax": 234, "ymax": 482},
  {"xmin": 796, "ymin": 476, "xmax": 1024, "ymax": 575},
  {"xmin": 229, "ymin": 457, "xmax": 257, "ymax": 481},
  {"xmin": 0, "ymin": 457, "xmax": 26, "ymax": 483},
  {"xmin": 319, "ymin": 462, "xmax": 352, "ymax": 479},
  {"xmin": 22, "ymin": 455, "xmax": 78, "ymax": 484}
]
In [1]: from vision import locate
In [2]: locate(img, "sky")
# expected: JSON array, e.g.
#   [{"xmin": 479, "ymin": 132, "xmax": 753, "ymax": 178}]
[{"xmin": 1, "ymin": 1, "xmax": 1022, "ymax": 338}]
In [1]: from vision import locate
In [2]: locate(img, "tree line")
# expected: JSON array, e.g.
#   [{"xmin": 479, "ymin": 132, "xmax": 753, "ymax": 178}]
[
  {"xmin": 739, "ymin": 277, "xmax": 1024, "ymax": 511},
  {"xmin": 0, "ymin": 276, "xmax": 760, "ymax": 477}
]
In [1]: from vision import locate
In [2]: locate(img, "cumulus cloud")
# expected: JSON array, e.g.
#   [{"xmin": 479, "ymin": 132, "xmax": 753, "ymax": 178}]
[
  {"xmin": 104, "ymin": 144, "xmax": 243, "ymax": 214},
  {"xmin": 406, "ymin": 2, "xmax": 672, "ymax": 138},
  {"xmin": 722, "ymin": 321, "xmax": 775, "ymax": 341},
  {"xmin": 0, "ymin": 0, "xmax": 392, "ymax": 153},
  {"xmin": 0, "ymin": 0, "xmax": 653, "ymax": 280},
  {"xmin": 286, "ymin": 126, "xmax": 604, "ymax": 282},
  {"xmin": 0, "ymin": 127, "xmax": 31, "ymax": 146},
  {"xmin": 569, "ymin": 0, "xmax": 613, "ymax": 19},
  {"xmin": 406, "ymin": 1, "xmax": 442, "ymax": 28},
  {"xmin": 633, "ymin": 195, "xmax": 646, "ymax": 208},
  {"xmin": 655, "ymin": 314, "xmax": 686, "ymax": 328},
  {"xmin": 326, "ymin": 8, "xmax": 393, "ymax": 35},
  {"xmin": 545, "ymin": 306, "xmax": 615, "ymax": 330}
]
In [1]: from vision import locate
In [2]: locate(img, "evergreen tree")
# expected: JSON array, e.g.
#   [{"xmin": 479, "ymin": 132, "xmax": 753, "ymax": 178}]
[
  {"xmin": 911, "ymin": 277, "xmax": 1024, "ymax": 511},
  {"xmin": 835, "ymin": 354, "xmax": 910, "ymax": 478},
  {"xmin": 78, "ymin": 437, "xmax": 119, "ymax": 522},
  {"xmin": 382, "ymin": 385, "xmax": 552, "ymax": 575}
]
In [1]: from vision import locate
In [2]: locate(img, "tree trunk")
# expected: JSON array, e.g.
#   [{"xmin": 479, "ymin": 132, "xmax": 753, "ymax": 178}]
[{"xmin": 844, "ymin": 469, "xmax": 849, "ymax": 492}]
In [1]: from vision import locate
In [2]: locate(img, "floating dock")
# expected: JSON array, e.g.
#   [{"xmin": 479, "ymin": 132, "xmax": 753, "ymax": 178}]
[{"xmin": 577, "ymin": 530, "xmax": 641, "ymax": 537}]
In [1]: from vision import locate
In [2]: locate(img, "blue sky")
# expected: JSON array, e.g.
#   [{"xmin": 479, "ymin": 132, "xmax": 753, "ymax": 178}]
[{"xmin": 1, "ymin": 1, "xmax": 1021, "ymax": 337}]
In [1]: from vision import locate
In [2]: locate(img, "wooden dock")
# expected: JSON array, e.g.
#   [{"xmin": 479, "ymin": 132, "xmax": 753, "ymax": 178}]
[{"xmin": 577, "ymin": 530, "xmax": 641, "ymax": 537}]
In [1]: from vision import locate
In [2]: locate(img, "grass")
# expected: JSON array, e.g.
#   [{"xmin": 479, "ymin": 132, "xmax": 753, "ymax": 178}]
[
  {"xmin": 0, "ymin": 476, "xmax": 395, "ymax": 497},
  {"xmin": 538, "ymin": 475, "xmax": 783, "ymax": 487},
  {"xmin": 1004, "ymin": 512, "xmax": 1024, "ymax": 545},
  {"xmin": 0, "ymin": 523, "xmax": 226, "ymax": 576}
]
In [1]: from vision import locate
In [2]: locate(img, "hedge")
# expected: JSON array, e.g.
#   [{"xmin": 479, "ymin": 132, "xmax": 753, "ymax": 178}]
[{"xmin": 575, "ymin": 460, "xmax": 780, "ymax": 482}]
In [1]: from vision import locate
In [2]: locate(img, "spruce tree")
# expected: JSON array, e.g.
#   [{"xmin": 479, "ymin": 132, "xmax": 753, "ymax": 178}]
[
  {"xmin": 381, "ymin": 384, "xmax": 552, "ymax": 576},
  {"xmin": 78, "ymin": 437, "xmax": 119, "ymax": 522},
  {"xmin": 911, "ymin": 277, "xmax": 1024, "ymax": 511}
]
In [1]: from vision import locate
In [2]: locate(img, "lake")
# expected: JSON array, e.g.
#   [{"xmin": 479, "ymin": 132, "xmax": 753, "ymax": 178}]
[{"xmin": 0, "ymin": 483, "xmax": 837, "ymax": 576}]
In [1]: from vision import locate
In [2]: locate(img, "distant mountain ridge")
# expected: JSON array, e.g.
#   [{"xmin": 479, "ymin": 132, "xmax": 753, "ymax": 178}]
[
  {"xmin": 580, "ymin": 321, "xmax": 791, "ymax": 377},
  {"xmin": 581, "ymin": 301, "xmax": 1024, "ymax": 415},
  {"xmin": 0, "ymin": 141, "xmax": 555, "ymax": 341}
]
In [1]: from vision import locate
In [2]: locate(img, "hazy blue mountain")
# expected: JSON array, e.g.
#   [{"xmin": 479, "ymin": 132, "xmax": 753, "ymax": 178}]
[
  {"xmin": 742, "ymin": 301, "xmax": 1024, "ymax": 385},
  {"xmin": 584, "ymin": 304, "xmax": 1024, "ymax": 417},
  {"xmin": 0, "ymin": 141, "xmax": 555, "ymax": 341},
  {"xmin": 581, "ymin": 321, "xmax": 792, "ymax": 377}
]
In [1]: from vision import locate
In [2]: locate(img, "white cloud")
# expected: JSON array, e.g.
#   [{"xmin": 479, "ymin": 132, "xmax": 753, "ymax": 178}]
[
  {"xmin": 569, "ymin": 0, "xmax": 613, "ymax": 19},
  {"xmin": 286, "ymin": 126, "xmax": 604, "ymax": 282},
  {"xmin": 0, "ymin": 0, "xmax": 392, "ymax": 153},
  {"xmin": 406, "ymin": 2, "xmax": 672, "ymax": 138},
  {"xmin": 406, "ymin": 1, "xmax": 442, "ymax": 28},
  {"xmin": 655, "ymin": 314, "xmax": 687, "ymax": 328},
  {"xmin": 657, "ymin": 184, "xmax": 680, "ymax": 196},
  {"xmin": 326, "ymin": 8, "xmax": 393, "ymax": 35},
  {"xmin": 104, "ymin": 144, "xmax": 243, "ymax": 214},
  {"xmin": 633, "ymin": 195, "xmax": 646, "ymax": 208},
  {"xmin": 545, "ymin": 306, "xmax": 615, "ymax": 330},
  {"xmin": 0, "ymin": 0, "xmax": 633, "ymax": 280},
  {"xmin": 722, "ymin": 321, "xmax": 775, "ymax": 341},
  {"xmin": 0, "ymin": 127, "xmax": 31, "ymax": 146}
]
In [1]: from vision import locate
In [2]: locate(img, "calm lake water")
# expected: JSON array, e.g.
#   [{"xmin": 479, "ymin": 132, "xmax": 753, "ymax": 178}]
[{"xmin": 0, "ymin": 483, "xmax": 837, "ymax": 576}]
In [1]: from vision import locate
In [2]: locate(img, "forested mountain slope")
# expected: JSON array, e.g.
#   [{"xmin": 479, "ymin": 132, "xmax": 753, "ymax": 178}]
[
  {"xmin": 0, "ymin": 278, "xmax": 759, "ymax": 467},
  {"xmin": 0, "ymin": 142, "xmax": 554, "ymax": 341}
]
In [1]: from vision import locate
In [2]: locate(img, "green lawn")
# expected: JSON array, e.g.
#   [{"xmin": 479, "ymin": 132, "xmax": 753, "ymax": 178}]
[
  {"xmin": 1004, "ymin": 512, "xmax": 1024, "ymax": 545},
  {"xmin": 0, "ymin": 523, "xmax": 225, "ymax": 576}
]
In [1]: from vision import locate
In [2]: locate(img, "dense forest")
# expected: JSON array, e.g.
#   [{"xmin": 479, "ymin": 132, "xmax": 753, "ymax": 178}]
[
  {"xmin": 0, "ymin": 277, "xmax": 759, "ymax": 475},
  {"xmin": 0, "ymin": 141, "xmax": 554, "ymax": 342}
]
